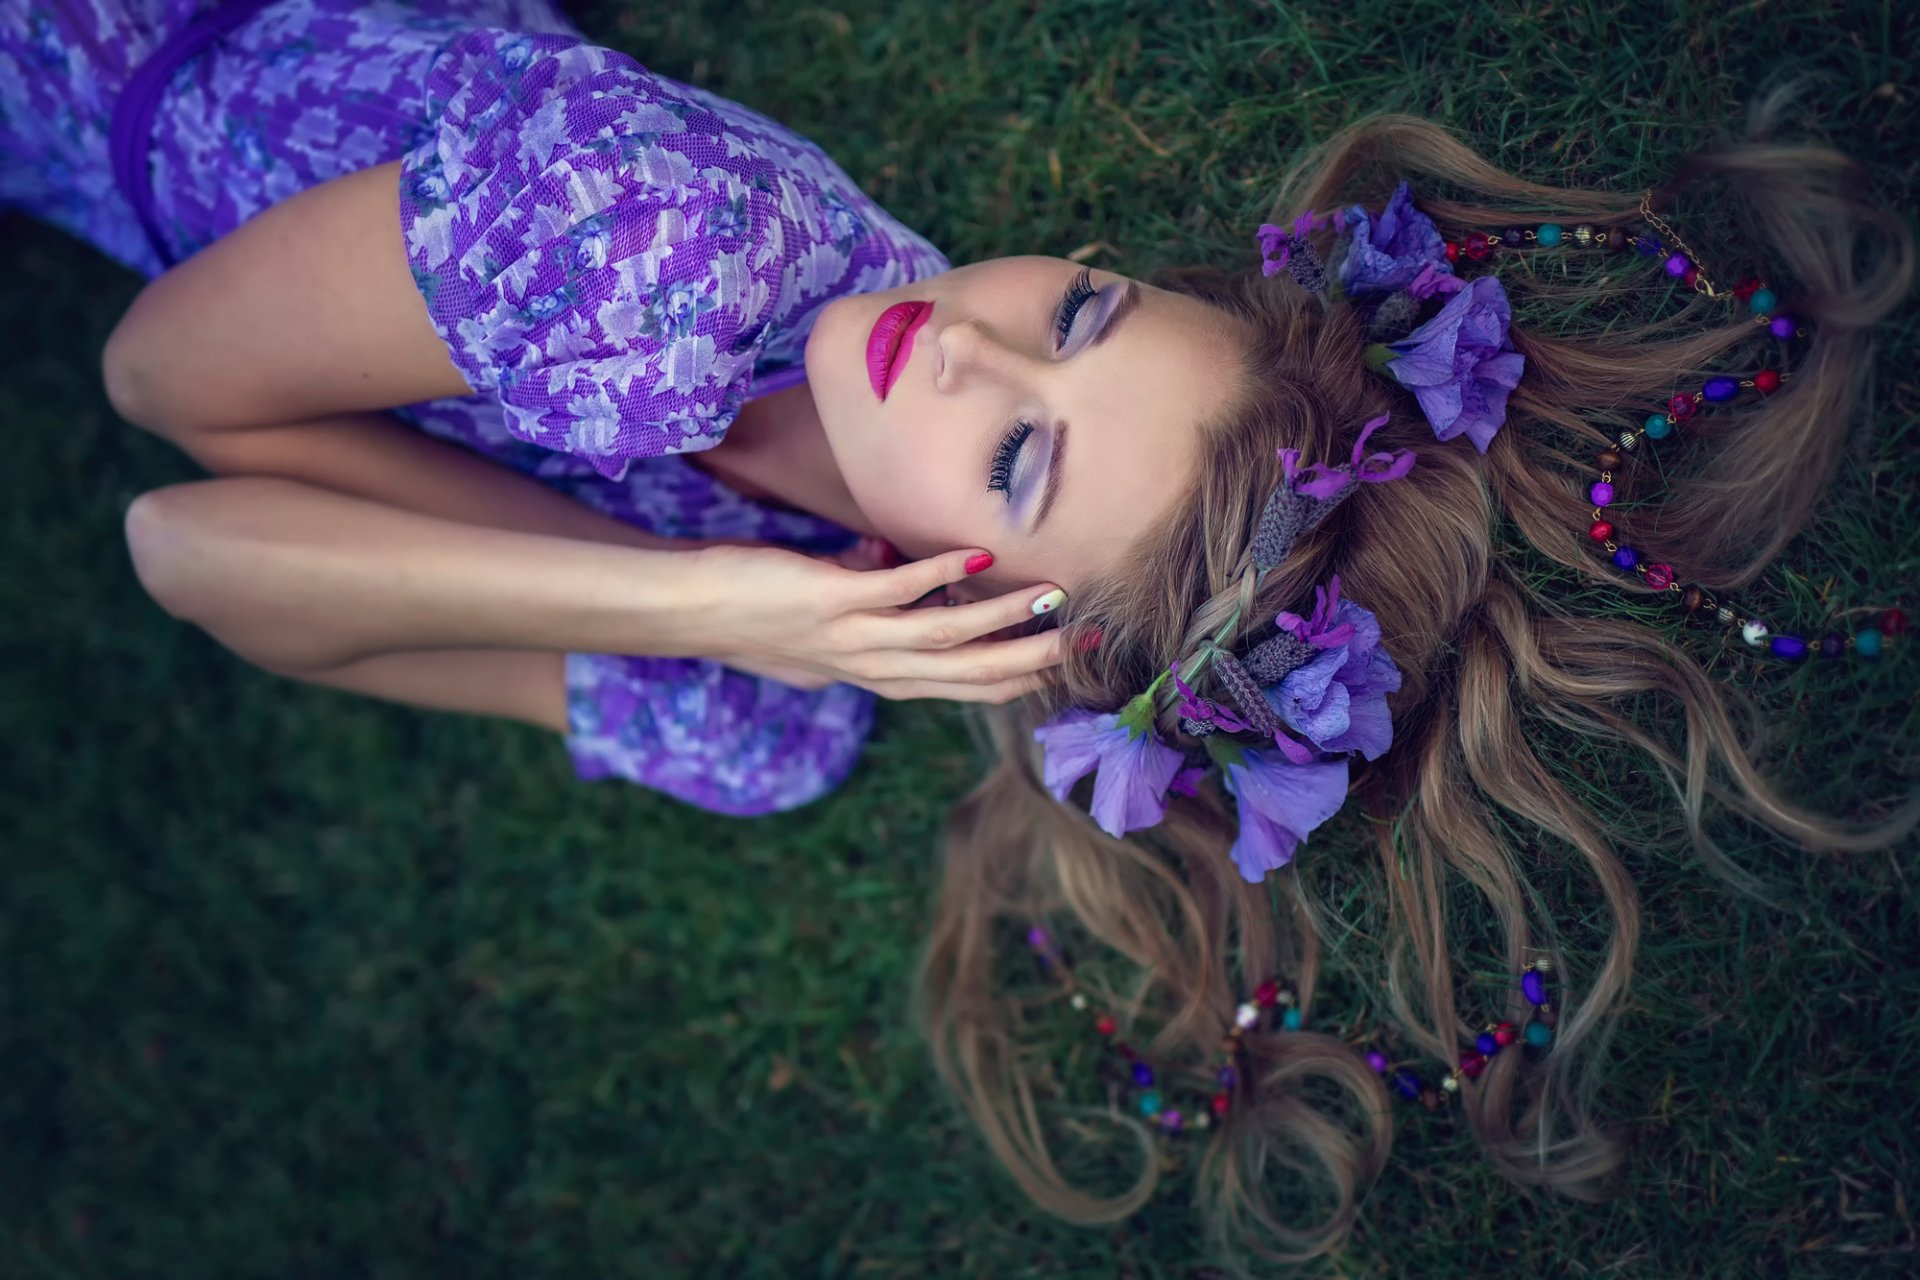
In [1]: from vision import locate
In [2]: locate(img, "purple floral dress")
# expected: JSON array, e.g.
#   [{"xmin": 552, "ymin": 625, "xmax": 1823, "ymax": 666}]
[{"xmin": 0, "ymin": 0, "xmax": 953, "ymax": 814}]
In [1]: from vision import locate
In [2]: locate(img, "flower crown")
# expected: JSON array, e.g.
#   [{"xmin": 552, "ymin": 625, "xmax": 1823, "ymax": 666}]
[{"xmin": 1036, "ymin": 183, "xmax": 1526, "ymax": 883}]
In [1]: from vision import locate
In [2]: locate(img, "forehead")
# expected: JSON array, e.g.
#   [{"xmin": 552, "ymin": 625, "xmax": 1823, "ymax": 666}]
[{"xmin": 1037, "ymin": 283, "xmax": 1246, "ymax": 587}]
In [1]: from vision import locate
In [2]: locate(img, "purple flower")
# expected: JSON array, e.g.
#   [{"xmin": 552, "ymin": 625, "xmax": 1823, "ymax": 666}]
[
  {"xmin": 1378, "ymin": 275, "xmax": 1525, "ymax": 453},
  {"xmin": 1407, "ymin": 261, "xmax": 1465, "ymax": 301},
  {"xmin": 1223, "ymin": 748, "xmax": 1352, "ymax": 882},
  {"xmin": 1264, "ymin": 575, "xmax": 1403, "ymax": 760},
  {"xmin": 1033, "ymin": 709, "xmax": 1186, "ymax": 838},
  {"xmin": 1170, "ymin": 660, "xmax": 1249, "ymax": 733},
  {"xmin": 1255, "ymin": 210, "xmax": 1329, "ymax": 278},
  {"xmin": 1338, "ymin": 181, "xmax": 1452, "ymax": 298}
]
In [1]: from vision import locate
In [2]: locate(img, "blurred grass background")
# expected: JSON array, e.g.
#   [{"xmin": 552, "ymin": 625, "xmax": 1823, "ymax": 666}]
[{"xmin": 3, "ymin": 0, "xmax": 1916, "ymax": 1275}]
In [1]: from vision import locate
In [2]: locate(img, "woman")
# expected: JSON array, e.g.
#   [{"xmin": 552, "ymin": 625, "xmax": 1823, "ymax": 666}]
[{"xmin": 3, "ymin": 0, "xmax": 1911, "ymax": 1266}]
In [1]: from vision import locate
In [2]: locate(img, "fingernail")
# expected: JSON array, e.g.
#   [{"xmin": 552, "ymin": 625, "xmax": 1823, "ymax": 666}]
[
  {"xmin": 1075, "ymin": 625, "xmax": 1104, "ymax": 653},
  {"xmin": 1030, "ymin": 587, "xmax": 1067, "ymax": 616},
  {"xmin": 877, "ymin": 539, "xmax": 904, "ymax": 568},
  {"xmin": 965, "ymin": 552, "xmax": 994, "ymax": 575}
]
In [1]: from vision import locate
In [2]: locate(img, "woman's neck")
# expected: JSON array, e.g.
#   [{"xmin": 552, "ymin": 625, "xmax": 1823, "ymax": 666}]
[{"xmin": 689, "ymin": 382, "xmax": 878, "ymax": 536}]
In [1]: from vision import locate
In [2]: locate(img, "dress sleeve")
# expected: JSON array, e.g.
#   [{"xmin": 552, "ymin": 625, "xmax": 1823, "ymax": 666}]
[{"xmin": 396, "ymin": 29, "xmax": 783, "ymax": 481}]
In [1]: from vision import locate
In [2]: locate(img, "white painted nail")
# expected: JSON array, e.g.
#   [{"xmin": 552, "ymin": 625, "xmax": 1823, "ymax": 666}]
[{"xmin": 1029, "ymin": 587, "xmax": 1067, "ymax": 616}]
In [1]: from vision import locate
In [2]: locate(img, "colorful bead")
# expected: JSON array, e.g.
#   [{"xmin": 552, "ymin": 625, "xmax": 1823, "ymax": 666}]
[
  {"xmin": 1634, "ymin": 235, "xmax": 1662, "ymax": 256},
  {"xmin": 1818, "ymin": 634, "xmax": 1845, "ymax": 659},
  {"xmin": 1459, "ymin": 1051, "xmax": 1487, "ymax": 1079},
  {"xmin": 1533, "ymin": 957, "xmax": 1552, "ymax": 972},
  {"xmin": 1664, "ymin": 253, "xmax": 1690, "ymax": 277},
  {"xmin": 1645, "ymin": 414, "xmax": 1673, "ymax": 440},
  {"xmin": 1138, "ymin": 1090, "xmax": 1162, "ymax": 1116},
  {"xmin": 1768, "ymin": 315, "xmax": 1795, "ymax": 339},
  {"xmin": 1590, "ymin": 481, "xmax": 1615, "ymax": 507},
  {"xmin": 1131, "ymin": 1061, "xmax": 1155, "ymax": 1086},
  {"xmin": 1537, "ymin": 223, "xmax": 1564, "ymax": 246},
  {"xmin": 1605, "ymin": 227, "xmax": 1629, "ymax": 252},
  {"xmin": 1612, "ymin": 546, "xmax": 1639, "ymax": 570},
  {"xmin": 1159, "ymin": 1109, "xmax": 1183, "ymax": 1132},
  {"xmin": 1211, "ymin": 1091, "xmax": 1232, "ymax": 1116},
  {"xmin": 1392, "ymin": 1071, "xmax": 1420, "ymax": 1100},
  {"xmin": 1598, "ymin": 449, "xmax": 1623, "ymax": 470},
  {"xmin": 1717, "ymin": 606, "xmax": 1735, "ymax": 624},
  {"xmin": 1668, "ymin": 395, "xmax": 1698, "ymax": 420},
  {"xmin": 1769, "ymin": 635, "xmax": 1808, "ymax": 661},
  {"xmin": 1682, "ymin": 266, "xmax": 1701, "ymax": 290},
  {"xmin": 1525, "ymin": 1021, "xmax": 1554, "ymax": 1047},
  {"xmin": 1476, "ymin": 1032, "xmax": 1499, "ymax": 1055},
  {"xmin": 1234, "ymin": 1002, "xmax": 1260, "ymax": 1029},
  {"xmin": 1856, "ymin": 629, "xmax": 1884, "ymax": 658},
  {"xmin": 1464, "ymin": 232, "xmax": 1493, "ymax": 261},
  {"xmin": 1753, "ymin": 369, "xmax": 1782, "ymax": 393},
  {"xmin": 1444, "ymin": 240, "xmax": 1460, "ymax": 263},
  {"xmin": 1884, "ymin": 608, "xmax": 1909, "ymax": 637},
  {"xmin": 1589, "ymin": 520, "xmax": 1614, "ymax": 541},
  {"xmin": 1281, "ymin": 1008, "xmax": 1303, "ymax": 1031},
  {"xmin": 1070, "ymin": 993, "xmax": 1088, "ymax": 1010},
  {"xmin": 1440, "ymin": 1075, "xmax": 1459, "ymax": 1094},
  {"xmin": 1681, "ymin": 587, "xmax": 1706, "ymax": 614},
  {"xmin": 1618, "ymin": 431, "xmax": 1641, "ymax": 451},
  {"xmin": 1749, "ymin": 287, "xmax": 1777, "ymax": 314},
  {"xmin": 1501, "ymin": 227, "xmax": 1525, "ymax": 248},
  {"xmin": 1572, "ymin": 225, "xmax": 1593, "ymax": 245},
  {"xmin": 1732, "ymin": 277, "xmax": 1763, "ymax": 303},
  {"xmin": 1646, "ymin": 564, "xmax": 1674, "ymax": 590},
  {"xmin": 1493, "ymin": 1021, "xmax": 1518, "ymax": 1047},
  {"xmin": 1703, "ymin": 377, "xmax": 1739, "ymax": 403},
  {"xmin": 1365, "ymin": 1051, "xmax": 1389, "ymax": 1073},
  {"xmin": 1521, "ymin": 969, "xmax": 1548, "ymax": 1005},
  {"xmin": 1217, "ymin": 1065, "xmax": 1237, "ymax": 1087},
  {"xmin": 1095, "ymin": 1015, "xmax": 1117, "ymax": 1036},
  {"xmin": 1254, "ymin": 978, "xmax": 1280, "ymax": 1007},
  {"xmin": 1116, "ymin": 1042, "xmax": 1137, "ymax": 1060},
  {"xmin": 1420, "ymin": 1088, "xmax": 1443, "ymax": 1109},
  {"xmin": 1740, "ymin": 620, "xmax": 1770, "ymax": 646}
]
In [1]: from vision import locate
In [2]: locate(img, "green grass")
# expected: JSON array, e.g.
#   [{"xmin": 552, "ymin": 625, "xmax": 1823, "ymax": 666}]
[{"xmin": 3, "ymin": 0, "xmax": 1917, "ymax": 1275}]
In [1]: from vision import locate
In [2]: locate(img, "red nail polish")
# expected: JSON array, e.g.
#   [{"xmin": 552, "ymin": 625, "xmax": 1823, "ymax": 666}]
[{"xmin": 964, "ymin": 552, "xmax": 994, "ymax": 575}]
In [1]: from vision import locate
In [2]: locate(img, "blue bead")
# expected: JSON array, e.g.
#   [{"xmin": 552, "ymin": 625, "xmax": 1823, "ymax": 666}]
[
  {"xmin": 1137, "ymin": 1089, "xmax": 1161, "ymax": 1116},
  {"xmin": 1217, "ymin": 1065, "xmax": 1237, "ymax": 1088},
  {"xmin": 1392, "ymin": 1071, "xmax": 1420, "ymax": 1100},
  {"xmin": 1769, "ymin": 635, "xmax": 1807, "ymax": 661},
  {"xmin": 1525, "ymin": 1021, "xmax": 1554, "ymax": 1048},
  {"xmin": 1703, "ymin": 377, "xmax": 1739, "ymax": 403},
  {"xmin": 1131, "ymin": 1062, "xmax": 1155, "ymax": 1086},
  {"xmin": 1633, "ymin": 235, "xmax": 1661, "ymax": 256},
  {"xmin": 1521, "ymin": 969, "xmax": 1548, "ymax": 1005},
  {"xmin": 1645, "ymin": 414, "xmax": 1673, "ymax": 440},
  {"xmin": 1282, "ymin": 1008, "xmax": 1303, "ymax": 1031},
  {"xmin": 1537, "ymin": 223, "xmax": 1563, "ymax": 246},
  {"xmin": 1749, "ymin": 287, "xmax": 1777, "ymax": 314},
  {"xmin": 1612, "ymin": 546, "xmax": 1639, "ymax": 571},
  {"xmin": 1476, "ymin": 1032, "xmax": 1499, "ymax": 1055},
  {"xmin": 1856, "ymin": 629, "xmax": 1884, "ymax": 658}
]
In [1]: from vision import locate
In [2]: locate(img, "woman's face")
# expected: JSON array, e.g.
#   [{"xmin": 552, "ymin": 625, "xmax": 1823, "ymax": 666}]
[{"xmin": 802, "ymin": 256, "xmax": 1248, "ymax": 595}]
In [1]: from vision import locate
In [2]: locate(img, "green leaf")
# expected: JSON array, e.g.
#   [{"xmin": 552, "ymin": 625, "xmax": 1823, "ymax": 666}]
[
  {"xmin": 1364, "ymin": 342, "xmax": 1398, "ymax": 374},
  {"xmin": 1204, "ymin": 736, "xmax": 1248, "ymax": 771}
]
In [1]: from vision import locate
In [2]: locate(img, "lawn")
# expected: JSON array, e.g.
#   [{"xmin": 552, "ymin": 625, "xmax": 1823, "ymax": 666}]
[{"xmin": 2, "ymin": 0, "xmax": 1916, "ymax": 1275}]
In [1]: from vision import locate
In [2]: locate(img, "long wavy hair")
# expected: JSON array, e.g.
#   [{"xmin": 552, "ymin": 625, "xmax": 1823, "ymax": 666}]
[{"xmin": 913, "ymin": 105, "xmax": 1914, "ymax": 1269}]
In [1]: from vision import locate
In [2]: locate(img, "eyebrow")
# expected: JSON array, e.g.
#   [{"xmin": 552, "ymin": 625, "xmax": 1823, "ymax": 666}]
[{"xmin": 1034, "ymin": 279, "xmax": 1138, "ymax": 533}]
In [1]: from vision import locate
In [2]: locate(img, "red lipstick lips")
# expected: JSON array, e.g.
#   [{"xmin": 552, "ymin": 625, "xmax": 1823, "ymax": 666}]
[{"xmin": 867, "ymin": 301, "xmax": 931, "ymax": 400}]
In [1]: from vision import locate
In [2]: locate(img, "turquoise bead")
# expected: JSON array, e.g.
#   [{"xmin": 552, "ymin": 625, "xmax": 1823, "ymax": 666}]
[
  {"xmin": 1749, "ymin": 287, "xmax": 1777, "ymax": 314},
  {"xmin": 1137, "ymin": 1090, "xmax": 1162, "ymax": 1116},
  {"xmin": 1536, "ymin": 223, "xmax": 1563, "ymax": 247},
  {"xmin": 1856, "ymin": 629, "xmax": 1884, "ymax": 658},
  {"xmin": 1645, "ymin": 413, "xmax": 1673, "ymax": 440},
  {"xmin": 1525, "ymin": 1021, "xmax": 1553, "ymax": 1047},
  {"xmin": 1282, "ymin": 1007, "xmax": 1303, "ymax": 1031}
]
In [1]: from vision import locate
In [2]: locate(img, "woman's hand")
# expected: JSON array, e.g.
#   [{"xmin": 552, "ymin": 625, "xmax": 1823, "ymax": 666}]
[{"xmin": 689, "ymin": 542, "xmax": 1067, "ymax": 703}]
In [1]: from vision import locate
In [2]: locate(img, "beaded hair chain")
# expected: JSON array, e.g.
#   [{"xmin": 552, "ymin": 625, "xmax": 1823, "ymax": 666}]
[
  {"xmin": 1025, "ymin": 925, "xmax": 1559, "ymax": 1133},
  {"xmin": 1440, "ymin": 194, "xmax": 1908, "ymax": 662}
]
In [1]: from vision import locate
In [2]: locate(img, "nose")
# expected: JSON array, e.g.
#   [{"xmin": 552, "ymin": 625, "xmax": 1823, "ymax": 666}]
[{"xmin": 933, "ymin": 318, "xmax": 1041, "ymax": 395}]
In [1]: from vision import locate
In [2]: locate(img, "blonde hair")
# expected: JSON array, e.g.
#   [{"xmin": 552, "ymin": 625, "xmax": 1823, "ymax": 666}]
[{"xmin": 914, "ymin": 108, "xmax": 1914, "ymax": 1270}]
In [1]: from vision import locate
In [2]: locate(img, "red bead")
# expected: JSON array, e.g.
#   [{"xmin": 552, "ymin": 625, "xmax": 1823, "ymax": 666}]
[
  {"xmin": 1095, "ymin": 1015, "xmax": 1116, "ymax": 1037},
  {"xmin": 1254, "ymin": 979, "xmax": 1280, "ymax": 1008},
  {"xmin": 1210, "ymin": 1092, "xmax": 1231, "ymax": 1117},
  {"xmin": 1589, "ymin": 520, "xmax": 1614, "ymax": 542},
  {"xmin": 1464, "ymin": 232, "xmax": 1493, "ymax": 261},
  {"xmin": 1732, "ymin": 277, "xmax": 1762, "ymax": 303},
  {"xmin": 1444, "ymin": 240, "xmax": 1461, "ymax": 263},
  {"xmin": 1682, "ymin": 266, "xmax": 1701, "ymax": 290},
  {"xmin": 1646, "ymin": 564, "xmax": 1674, "ymax": 590},
  {"xmin": 1883, "ymin": 608, "xmax": 1909, "ymax": 637},
  {"xmin": 1493, "ymin": 1021, "xmax": 1518, "ymax": 1047},
  {"xmin": 1753, "ymin": 369, "xmax": 1782, "ymax": 394},
  {"xmin": 1115, "ymin": 1041, "xmax": 1136, "ymax": 1059},
  {"xmin": 1459, "ymin": 1051, "xmax": 1487, "ymax": 1079},
  {"xmin": 1668, "ymin": 394, "xmax": 1699, "ymax": 420}
]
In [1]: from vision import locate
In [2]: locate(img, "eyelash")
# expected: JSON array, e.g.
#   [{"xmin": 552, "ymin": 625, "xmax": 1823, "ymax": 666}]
[{"xmin": 984, "ymin": 270, "xmax": 1098, "ymax": 499}]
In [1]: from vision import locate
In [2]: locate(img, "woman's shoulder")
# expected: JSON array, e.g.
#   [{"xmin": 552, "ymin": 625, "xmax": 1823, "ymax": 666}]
[{"xmin": 397, "ymin": 25, "xmax": 949, "ymax": 479}]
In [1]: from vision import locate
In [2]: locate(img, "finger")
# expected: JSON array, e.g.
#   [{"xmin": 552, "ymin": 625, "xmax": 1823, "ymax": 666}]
[
  {"xmin": 858, "ymin": 547, "xmax": 995, "ymax": 610},
  {"xmin": 892, "ymin": 581, "xmax": 1068, "ymax": 648},
  {"xmin": 867, "ymin": 630, "xmax": 1066, "ymax": 687},
  {"xmin": 877, "ymin": 669, "xmax": 1059, "ymax": 704}
]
